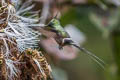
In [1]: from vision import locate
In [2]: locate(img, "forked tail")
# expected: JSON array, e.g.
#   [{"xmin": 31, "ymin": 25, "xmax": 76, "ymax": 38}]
[{"xmin": 71, "ymin": 43, "xmax": 106, "ymax": 69}]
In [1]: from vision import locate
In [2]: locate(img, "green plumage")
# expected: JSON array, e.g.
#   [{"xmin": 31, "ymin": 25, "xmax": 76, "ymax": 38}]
[{"xmin": 47, "ymin": 18, "xmax": 69, "ymax": 38}]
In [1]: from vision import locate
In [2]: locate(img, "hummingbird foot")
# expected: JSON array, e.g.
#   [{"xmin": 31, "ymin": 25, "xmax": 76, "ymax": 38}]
[{"xmin": 58, "ymin": 46, "xmax": 63, "ymax": 50}]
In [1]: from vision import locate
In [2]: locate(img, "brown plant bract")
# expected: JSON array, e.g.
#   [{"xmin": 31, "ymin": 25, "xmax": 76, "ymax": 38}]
[
  {"xmin": 19, "ymin": 48, "xmax": 52, "ymax": 80},
  {"xmin": 0, "ymin": 1, "xmax": 52, "ymax": 80},
  {"xmin": 0, "ymin": 4, "xmax": 8, "ymax": 29}
]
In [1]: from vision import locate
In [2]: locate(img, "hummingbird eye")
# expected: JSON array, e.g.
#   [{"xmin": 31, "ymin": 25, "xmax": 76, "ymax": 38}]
[{"xmin": 47, "ymin": 22, "xmax": 54, "ymax": 27}]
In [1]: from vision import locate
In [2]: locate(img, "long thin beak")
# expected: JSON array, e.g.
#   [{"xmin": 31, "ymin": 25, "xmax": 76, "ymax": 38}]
[
  {"xmin": 40, "ymin": 24, "xmax": 48, "ymax": 28},
  {"xmin": 44, "ymin": 25, "xmax": 48, "ymax": 27}
]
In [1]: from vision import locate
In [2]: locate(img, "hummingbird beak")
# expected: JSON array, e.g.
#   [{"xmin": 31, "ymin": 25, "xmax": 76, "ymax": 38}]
[
  {"xmin": 54, "ymin": 12, "xmax": 60, "ymax": 20},
  {"xmin": 44, "ymin": 25, "xmax": 48, "ymax": 27},
  {"xmin": 40, "ymin": 25, "xmax": 48, "ymax": 28},
  {"xmin": 54, "ymin": 13, "xmax": 58, "ymax": 19}
]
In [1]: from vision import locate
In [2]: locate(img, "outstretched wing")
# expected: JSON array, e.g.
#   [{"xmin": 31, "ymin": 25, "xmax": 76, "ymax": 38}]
[{"xmin": 39, "ymin": 27, "xmax": 58, "ymax": 38}]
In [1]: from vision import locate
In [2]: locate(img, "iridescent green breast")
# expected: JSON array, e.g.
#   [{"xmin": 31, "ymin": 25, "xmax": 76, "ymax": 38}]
[
  {"xmin": 54, "ymin": 24, "xmax": 68, "ymax": 38},
  {"xmin": 49, "ymin": 18, "xmax": 69, "ymax": 38}
]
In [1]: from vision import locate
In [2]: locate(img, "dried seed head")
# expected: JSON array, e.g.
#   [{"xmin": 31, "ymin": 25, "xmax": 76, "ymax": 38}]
[
  {"xmin": 0, "ymin": 0, "xmax": 51, "ymax": 79},
  {"xmin": 0, "ymin": 54, "xmax": 4, "ymax": 65},
  {"xmin": 0, "ymin": 60, "xmax": 3, "ymax": 64},
  {"xmin": 25, "ymin": 48, "xmax": 33, "ymax": 55},
  {"xmin": 20, "ymin": 49, "xmax": 52, "ymax": 80},
  {"xmin": 0, "ymin": 5, "xmax": 8, "ymax": 29}
]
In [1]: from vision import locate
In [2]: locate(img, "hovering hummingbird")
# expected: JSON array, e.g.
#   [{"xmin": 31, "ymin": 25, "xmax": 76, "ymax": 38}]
[{"xmin": 39, "ymin": 16, "xmax": 106, "ymax": 69}]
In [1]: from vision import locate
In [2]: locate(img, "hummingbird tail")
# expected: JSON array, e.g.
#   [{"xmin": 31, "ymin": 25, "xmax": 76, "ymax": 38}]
[{"xmin": 71, "ymin": 43, "xmax": 106, "ymax": 69}]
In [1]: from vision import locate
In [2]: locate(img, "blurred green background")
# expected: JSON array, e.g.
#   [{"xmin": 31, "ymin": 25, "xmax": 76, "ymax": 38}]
[
  {"xmin": 59, "ymin": 3, "xmax": 115, "ymax": 80},
  {"xmin": 33, "ymin": 0, "xmax": 120, "ymax": 80}
]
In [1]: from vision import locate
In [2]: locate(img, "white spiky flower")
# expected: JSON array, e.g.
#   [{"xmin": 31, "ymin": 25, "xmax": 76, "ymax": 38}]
[
  {"xmin": 0, "ymin": 0, "xmax": 43, "ymax": 79},
  {"xmin": 1, "ymin": 0, "xmax": 43, "ymax": 52},
  {"xmin": 5, "ymin": 59, "xmax": 20, "ymax": 80}
]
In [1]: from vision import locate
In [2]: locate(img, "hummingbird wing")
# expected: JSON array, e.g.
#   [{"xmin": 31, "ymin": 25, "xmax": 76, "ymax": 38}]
[{"xmin": 39, "ymin": 27, "xmax": 58, "ymax": 38}]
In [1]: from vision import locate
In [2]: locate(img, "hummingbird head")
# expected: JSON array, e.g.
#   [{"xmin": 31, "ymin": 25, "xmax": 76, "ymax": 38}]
[
  {"xmin": 46, "ymin": 12, "xmax": 61, "ymax": 28},
  {"xmin": 47, "ymin": 18, "xmax": 60, "ymax": 28}
]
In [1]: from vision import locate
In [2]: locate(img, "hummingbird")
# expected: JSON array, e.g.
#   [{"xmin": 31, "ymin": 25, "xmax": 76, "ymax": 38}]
[{"xmin": 39, "ymin": 17, "xmax": 106, "ymax": 69}]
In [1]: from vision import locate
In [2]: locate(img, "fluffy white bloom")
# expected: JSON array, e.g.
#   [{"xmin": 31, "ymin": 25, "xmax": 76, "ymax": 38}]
[
  {"xmin": 1, "ymin": 0, "xmax": 42, "ymax": 52},
  {"xmin": 5, "ymin": 59, "xmax": 20, "ymax": 80},
  {"xmin": 0, "ymin": 0, "xmax": 42, "ymax": 78},
  {"xmin": 0, "ymin": 0, "xmax": 46, "ymax": 79}
]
